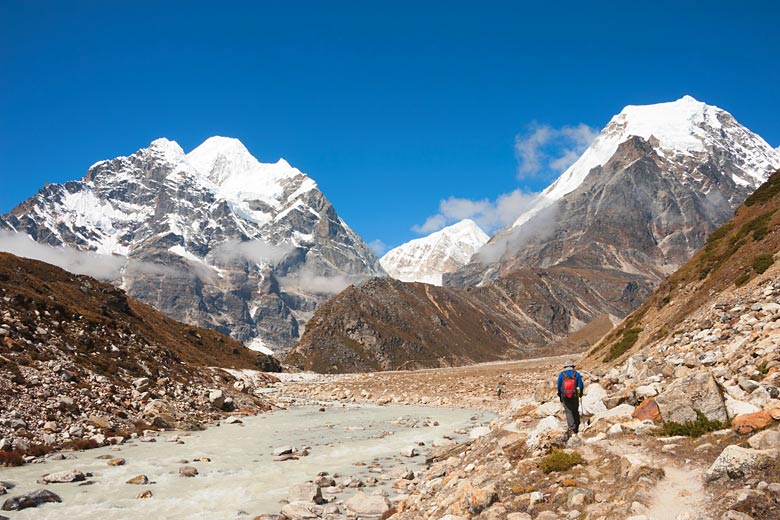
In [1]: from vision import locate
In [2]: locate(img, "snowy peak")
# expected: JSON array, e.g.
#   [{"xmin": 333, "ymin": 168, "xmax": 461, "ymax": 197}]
[
  {"xmin": 184, "ymin": 136, "xmax": 311, "ymax": 209},
  {"xmin": 380, "ymin": 219, "xmax": 489, "ymax": 285},
  {"xmin": 148, "ymin": 137, "xmax": 186, "ymax": 163},
  {"xmin": 512, "ymin": 96, "xmax": 780, "ymax": 229}
]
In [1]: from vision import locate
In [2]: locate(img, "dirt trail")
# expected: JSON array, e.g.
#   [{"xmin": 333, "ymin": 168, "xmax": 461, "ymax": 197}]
[
  {"xmin": 605, "ymin": 439, "xmax": 711, "ymax": 519},
  {"xmin": 646, "ymin": 461, "xmax": 709, "ymax": 520}
]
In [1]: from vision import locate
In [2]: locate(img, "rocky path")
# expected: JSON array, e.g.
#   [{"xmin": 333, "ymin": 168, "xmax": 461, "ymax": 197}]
[
  {"xmin": 647, "ymin": 462, "xmax": 708, "ymax": 520},
  {"xmin": 604, "ymin": 438, "xmax": 712, "ymax": 519}
]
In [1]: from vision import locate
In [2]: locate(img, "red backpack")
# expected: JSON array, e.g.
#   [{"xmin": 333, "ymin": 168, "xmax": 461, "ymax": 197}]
[{"xmin": 562, "ymin": 373, "xmax": 576, "ymax": 399}]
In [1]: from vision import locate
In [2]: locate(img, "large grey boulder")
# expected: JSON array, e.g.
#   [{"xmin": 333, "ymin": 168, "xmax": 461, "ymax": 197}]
[
  {"xmin": 747, "ymin": 429, "xmax": 780, "ymax": 450},
  {"xmin": 280, "ymin": 502, "xmax": 320, "ymax": 519},
  {"xmin": 287, "ymin": 483, "xmax": 323, "ymax": 504},
  {"xmin": 2, "ymin": 489, "xmax": 62, "ymax": 511},
  {"xmin": 38, "ymin": 470, "xmax": 86, "ymax": 484},
  {"xmin": 581, "ymin": 383, "xmax": 608, "ymax": 416},
  {"xmin": 655, "ymin": 370, "xmax": 727, "ymax": 424},
  {"xmin": 704, "ymin": 445, "xmax": 780, "ymax": 482},
  {"xmin": 345, "ymin": 491, "xmax": 391, "ymax": 517}
]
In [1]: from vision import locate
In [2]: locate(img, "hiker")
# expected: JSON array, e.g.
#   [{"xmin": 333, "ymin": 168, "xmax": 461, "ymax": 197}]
[
  {"xmin": 496, "ymin": 383, "xmax": 503, "ymax": 400},
  {"xmin": 557, "ymin": 360, "xmax": 584, "ymax": 435}
]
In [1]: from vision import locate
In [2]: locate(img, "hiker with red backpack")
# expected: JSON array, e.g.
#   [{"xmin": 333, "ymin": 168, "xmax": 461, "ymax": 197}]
[{"xmin": 557, "ymin": 360, "xmax": 584, "ymax": 435}]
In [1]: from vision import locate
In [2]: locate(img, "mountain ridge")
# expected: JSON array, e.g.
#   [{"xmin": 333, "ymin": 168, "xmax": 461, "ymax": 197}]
[
  {"xmin": 1, "ymin": 137, "xmax": 384, "ymax": 352},
  {"xmin": 380, "ymin": 219, "xmax": 488, "ymax": 285}
]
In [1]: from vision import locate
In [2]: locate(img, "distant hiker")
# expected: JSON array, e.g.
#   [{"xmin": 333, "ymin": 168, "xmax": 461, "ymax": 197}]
[
  {"xmin": 557, "ymin": 360, "xmax": 584, "ymax": 435},
  {"xmin": 496, "ymin": 383, "xmax": 504, "ymax": 400}
]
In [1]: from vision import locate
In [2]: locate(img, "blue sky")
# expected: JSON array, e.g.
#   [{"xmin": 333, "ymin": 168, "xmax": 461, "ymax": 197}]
[{"xmin": 1, "ymin": 1, "xmax": 778, "ymax": 254}]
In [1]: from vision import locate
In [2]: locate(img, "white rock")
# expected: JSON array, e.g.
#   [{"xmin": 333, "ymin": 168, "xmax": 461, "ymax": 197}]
[
  {"xmin": 589, "ymin": 404, "xmax": 635, "ymax": 426},
  {"xmin": 725, "ymin": 395, "xmax": 760, "ymax": 418},
  {"xmin": 580, "ymin": 384, "xmax": 608, "ymax": 416},
  {"xmin": 535, "ymin": 400, "xmax": 563, "ymax": 417},
  {"xmin": 635, "ymin": 385, "xmax": 658, "ymax": 398},
  {"xmin": 469, "ymin": 426, "xmax": 491, "ymax": 439},
  {"xmin": 704, "ymin": 445, "xmax": 780, "ymax": 482}
]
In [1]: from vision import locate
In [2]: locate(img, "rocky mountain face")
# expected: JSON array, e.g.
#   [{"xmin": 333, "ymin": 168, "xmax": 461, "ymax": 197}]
[
  {"xmin": 291, "ymin": 97, "xmax": 779, "ymax": 372},
  {"xmin": 451, "ymin": 96, "xmax": 780, "ymax": 289},
  {"xmin": 0, "ymin": 252, "xmax": 279, "ymax": 454},
  {"xmin": 380, "ymin": 219, "xmax": 489, "ymax": 286},
  {"xmin": 586, "ymin": 168, "xmax": 780, "ymax": 367},
  {"xmin": 0, "ymin": 137, "xmax": 384, "ymax": 352}
]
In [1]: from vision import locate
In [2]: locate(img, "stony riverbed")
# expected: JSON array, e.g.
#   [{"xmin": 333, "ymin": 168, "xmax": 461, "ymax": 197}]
[{"xmin": 0, "ymin": 404, "xmax": 491, "ymax": 519}]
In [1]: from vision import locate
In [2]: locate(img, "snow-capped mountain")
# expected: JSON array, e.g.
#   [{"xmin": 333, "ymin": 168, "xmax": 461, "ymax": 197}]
[
  {"xmin": 451, "ymin": 95, "xmax": 780, "ymax": 288},
  {"xmin": 1, "ymin": 136, "xmax": 384, "ymax": 351},
  {"xmin": 512, "ymin": 95, "xmax": 778, "ymax": 230},
  {"xmin": 380, "ymin": 219, "xmax": 488, "ymax": 285}
]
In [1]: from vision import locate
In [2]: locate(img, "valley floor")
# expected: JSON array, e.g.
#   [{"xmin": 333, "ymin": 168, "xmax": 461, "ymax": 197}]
[{"xmin": 272, "ymin": 351, "xmax": 780, "ymax": 520}]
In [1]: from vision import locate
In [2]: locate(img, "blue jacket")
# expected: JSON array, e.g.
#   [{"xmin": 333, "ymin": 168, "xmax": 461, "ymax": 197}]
[{"xmin": 557, "ymin": 369, "xmax": 584, "ymax": 399}]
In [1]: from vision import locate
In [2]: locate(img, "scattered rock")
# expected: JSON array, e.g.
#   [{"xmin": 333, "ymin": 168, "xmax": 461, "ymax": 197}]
[
  {"xmin": 38, "ymin": 470, "xmax": 86, "ymax": 484},
  {"xmin": 345, "ymin": 491, "xmax": 391, "ymax": 517},
  {"xmin": 127, "ymin": 475, "xmax": 149, "ymax": 485},
  {"xmin": 2, "ymin": 489, "xmax": 62, "ymax": 511},
  {"xmin": 179, "ymin": 466, "xmax": 198, "ymax": 477},
  {"xmin": 704, "ymin": 445, "xmax": 780, "ymax": 481}
]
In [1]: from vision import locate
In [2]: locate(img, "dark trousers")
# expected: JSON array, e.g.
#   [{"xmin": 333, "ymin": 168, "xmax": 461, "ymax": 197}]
[{"xmin": 562, "ymin": 397, "xmax": 580, "ymax": 433}]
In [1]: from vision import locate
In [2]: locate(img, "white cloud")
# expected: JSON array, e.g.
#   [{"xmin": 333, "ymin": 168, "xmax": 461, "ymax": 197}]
[
  {"xmin": 0, "ymin": 231, "xmax": 125, "ymax": 280},
  {"xmin": 474, "ymin": 201, "xmax": 561, "ymax": 264},
  {"xmin": 411, "ymin": 214, "xmax": 447, "ymax": 234},
  {"xmin": 412, "ymin": 189, "xmax": 540, "ymax": 236},
  {"xmin": 277, "ymin": 266, "xmax": 357, "ymax": 295},
  {"xmin": 515, "ymin": 122, "xmax": 599, "ymax": 180},
  {"xmin": 210, "ymin": 239, "xmax": 292, "ymax": 266},
  {"xmin": 368, "ymin": 239, "xmax": 388, "ymax": 256}
]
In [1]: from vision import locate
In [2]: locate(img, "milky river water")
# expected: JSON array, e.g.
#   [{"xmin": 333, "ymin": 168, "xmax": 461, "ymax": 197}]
[{"xmin": 0, "ymin": 405, "xmax": 489, "ymax": 519}]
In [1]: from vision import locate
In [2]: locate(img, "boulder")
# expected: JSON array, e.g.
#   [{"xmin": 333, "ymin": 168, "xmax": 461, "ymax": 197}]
[
  {"xmin": 179, "ymin": 466, "xmax": 198, "ymax": 477},
  {"xmin": 272, "ymin": 446, "xmax": 294, "ymax": 456},
  {"xmin": 345, "ymin": 491, "xmax": 391, "ymax": 517},
  {"xmin": 469, "ymin": 426, "xmax": 491, "ymax": 439},
  {"xmin": 126, "ymin": 475, "xmax": 149, "ymax": 485},
  {"xmin": 632, "ymin": 399, "xmax": 661, "ymax": 423},
  {"xmin": 732, "ymin": 410, "xmax": 774, "ymax": 434},
  {"xmin": 589, "ymin": 404, "xmax": 635, "ymax": 427},
  {"xmin": 400, "ymin": 447, "xmax": 418, "ymax": 457},
  {"xmin": 287, "ymin": 483, "xmax": 323, "ymax": 504},
  {"xmin": 725, "ymin": 395, "xmax": 760, "ymax": 418},
  {"xmin": 208, "ymin": 389, "xmax": 225, "ymax": 409},
  {"xmin": 313, "ymin": 475, "xmax": 336, "ymax": 487},
  {"xmin": 280, "ymin": 502, "xmax": 320, "ymax": 519},
  {"xmin": 704, "ymin": 445, "xmax": 780, "ymax": 482},
  {"xmin": 655, "ymin": 370, "xmax": 727, "ymax": 424},
  {"xmin": 38, "ymin": 470, "xmax": 86, "ymax": 484},
  {"xmin": 2, "ymin": 489, "xmax": 62, "ymax": 511},
  {"xmin": 535, "ymin": 400, "xmax": 563, "ymax": 417},
  {"xmin": 580, "ymin": 384, "xmax": 608, "ymax": 416},
  {"xmin": 748, "ymin": 429, "xmax": 780, "ymax": 450},
  {"xmin": 464, "ymin": 484, "xmax": 498, "ymax": 514}
]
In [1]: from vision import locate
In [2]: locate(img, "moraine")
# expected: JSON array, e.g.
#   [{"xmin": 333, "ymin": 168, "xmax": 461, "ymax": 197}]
[{"xmin": 0, "ymin": 404, "xmax": 490, "ymax": 519}]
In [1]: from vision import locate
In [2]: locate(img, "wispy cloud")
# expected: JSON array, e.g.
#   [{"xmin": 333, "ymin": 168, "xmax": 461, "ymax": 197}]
[
  {"xmin": 210, "ymin": 239, "xmax": 292, "ymax": 266},
  {"xmin": 515, "ymin": 123, "xmax": 598, "ymax": 180},
  {"xmin": 410, "ymin": 121, "xmax": 597, "ymax": 238},
  {"xmin": 368, "ymin": 239, "xmax": 388, "ymax": 256},
  {"xmin": 0, "ymin": 231, "xmax": 126, "ymax": 280},
  {"xmin": 474, "ymin": 201, "xmax": 561, "ymax": 264},
  {"xmin": 412, "ymin": 189, "xmax": 540, "ymax": 236},
  {"xmin": 277, "ymin": 266, "xmax": 357, "ymax": 295}
]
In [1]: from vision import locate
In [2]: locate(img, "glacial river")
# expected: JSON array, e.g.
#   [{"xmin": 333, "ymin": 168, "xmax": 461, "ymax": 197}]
[{"xmin": 0, "ymin": 404, "xmax": 490, "ymax": 519}]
